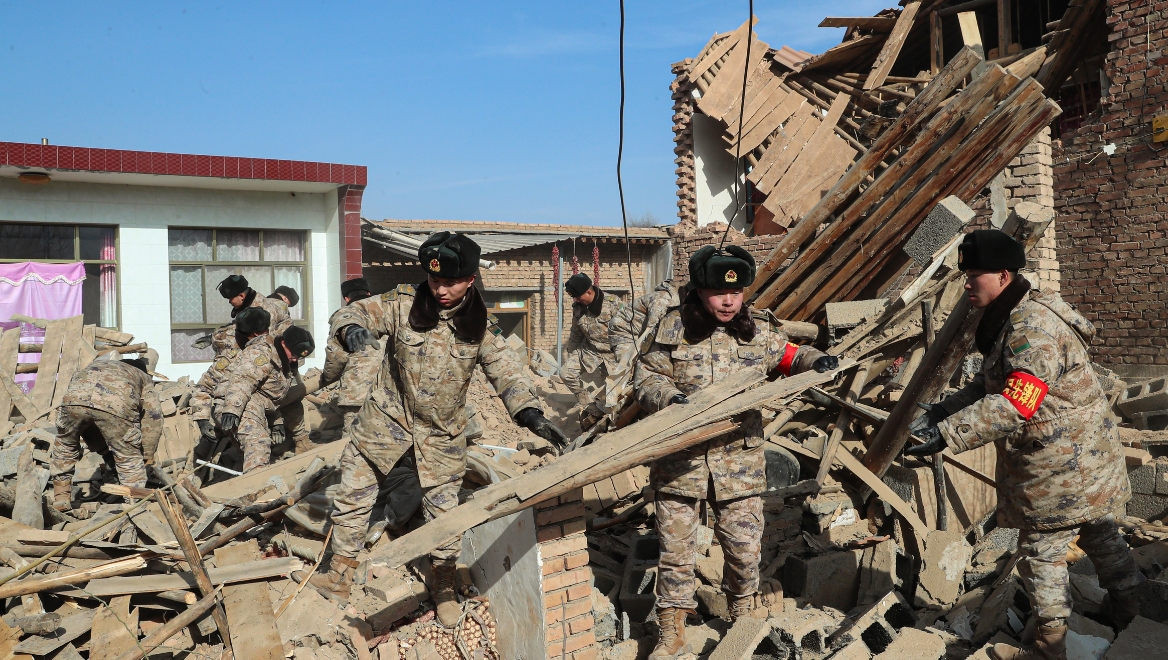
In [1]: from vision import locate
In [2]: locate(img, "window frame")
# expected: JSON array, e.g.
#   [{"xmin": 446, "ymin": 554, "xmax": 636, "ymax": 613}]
[
  {"xmin": 481, "ymin": 292, "xmax": 530, "ymax": 347},
  {"xmin": 0, "ymin": 221, "xmax": 121, "ymax": 329},
  {"xmin": 168, "ymin": 227, "xmax": 312, "ymax": 363}
]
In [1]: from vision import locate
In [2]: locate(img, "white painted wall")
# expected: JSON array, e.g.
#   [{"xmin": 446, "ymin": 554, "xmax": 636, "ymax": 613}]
[
  {"xmin": 692, "ymin": 111, "xmax": 748, "ymax": 230},
  {"xmin": 0, "ymin": 177, "xmax": 340, "ymax": 381}
]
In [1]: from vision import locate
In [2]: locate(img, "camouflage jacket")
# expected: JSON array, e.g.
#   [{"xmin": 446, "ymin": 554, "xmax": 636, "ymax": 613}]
[
  {"xmin": 214, "ymin": 290, "xmax": 292, "ymax": 359},
  {"xmin": 215, "ymin": 334, "xmax": 293, "ymax": 418},
  {"xmin": 334, "ymin": 284, "xmax": 541, "ymax": 484},
  {"xmin": 635, "ymin": 303, "xmax": 825, "ymax": 500},
  {"xmin": 609, "ymin": 281, "xmax": 683, "ymax": 367},
  {"xmin": 566, "ymin": 288, "xmax": 619, "ymax": 374},
  {"xmin": 189, "ymin": 324, "xmax": 244, "ymax": 420},
  {"xmin": 322, "ymin": 303, "xmax": 383, "ymax": 407},
  {"xmin": 938, "ymin": 289, "xmax": 1129, "ymax": 530},
  {"xmin": 62, "ymin": 360, "xmax": 163, "ymax": 449}
]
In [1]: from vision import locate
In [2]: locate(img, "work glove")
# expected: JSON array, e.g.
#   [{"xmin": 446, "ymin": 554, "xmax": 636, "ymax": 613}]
[
  {"xmin": 516, "ymin": 408, "xmax": 569, "ymax": 451},
  {"xmin": 219, "ymin": 413, "xmax": 240, "ymax": 434},
  {"xmin": 670, "ymin": 393, "xmax": 689, "ymax": 405},
  {"xmin": 197, "ymin": 419, "xmax": 216, "ymax": 439},
  {"xmin": 904, "ymin": 425, "xmax": 946, "ymax": 457},
  {"xmin": 908, "ymin": 402, "xmax": 950, "ymax": 434},
  {"xmin": 191, "ymin": 334, "xmax": 213, "ymax": 350},
  {"xmin": 271, "ymin": 424, "xmax": 285, "ymax": 445},
  {"xmin": 812, "ymin": 355, "xmax": 840, "ymax": 373},
  {"xmin": 342, "ymin": 325, "xmax": 380, "ymax": 353}
]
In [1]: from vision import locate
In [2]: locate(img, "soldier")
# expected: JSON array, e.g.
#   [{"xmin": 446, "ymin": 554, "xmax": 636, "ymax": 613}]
[
  {"xmin": 189, "ymin": 323, "xmax": 242, "ymax": 444},
  {"xmin": 217, "ymin": 274, "xmax": 293, "ymax": 337},
  {"xmin": 269, "ymin": 285, "xmax": 300, "ymax": 310},
  {"xmin": 308, "ymin": 232, "xmax": 568, "ymax": 626},
  {"xmin": 213, "ymin": 307, "xmax": 315, "ymax": 473},
  {"xmin": 560, "ymin": 273, "xmax": 620, "ymax": 425},
  {"xmin": 51, "ymin": 349, "xmax": 163, "ymax": 514},
  {"xmin": 634, "ymin": 246, "xmax": 838, "ymax": 660},
  {"xmin": 321, "ymin": 278, "xmax": 380, "ymax": 430},
  {"xmin": 609, "ymin": 279, "xmax": 688, "ymax": 368},
  {"xmin": 904, "ymin": 230, "xmax": 1142, "ymax": 660}
]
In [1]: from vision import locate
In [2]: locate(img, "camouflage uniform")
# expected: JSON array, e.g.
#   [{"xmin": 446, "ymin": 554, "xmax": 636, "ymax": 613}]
[
  {"xmin": 634, "ymin": 304, "xmax": 825, "ymax": 610},
  {"xmin": 189, "ymin": 323, "xmax": 241, "ymax": 422},
  {"xmin": 213, "ymin": 334, "xmax": 292, "ymax": 472},
  {"xmin": 561, "ymin": 288, "xmax": 620, "ymax": 400},
  {"xmin": 52, "ymin": 360, "xmax": 163, "ymax": 488},
  {"xmin": 608, "ymin": 281, "xmax": 682, "ymax": 368},
  {"xmin": 937, "ymin": 288, "xmax": 1141, "ymax": 623},
  {"xmin": 327, "ymin": 284, "xmax": 540, "ymax": 565},
  {"xmin": 322, "ymin": 303, "xmax": 383, "ymax": 430}
]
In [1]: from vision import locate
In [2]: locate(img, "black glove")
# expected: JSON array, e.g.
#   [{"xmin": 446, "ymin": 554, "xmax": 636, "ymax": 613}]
[
  {"xmin": 197, "ymin": 419, "xmax": 216, "ymax": 439},
  {"xmin": 812, "ymin": 355, "xmax": 840, "ymax": 373},
  {"xmin": 342, "ymin": 325, "xmax": 380, "ymax": 353},
  {"xmin": 219, "ymin": 413, "xmax": 240, "ymax": 434},
  {"xmin": 908, "ymin": 402, "xmax": 950, "ymax": 434},
  {"xmin": 904, "ymin": 425, "xmax": 946, "ymax": 457},
  {"xmin": 670, "ymin": 393, "xmax": 689, "ymax": 405},
  {"xmin": 516, "ymin": 408, "xmax": 569, "ymax": 449}
]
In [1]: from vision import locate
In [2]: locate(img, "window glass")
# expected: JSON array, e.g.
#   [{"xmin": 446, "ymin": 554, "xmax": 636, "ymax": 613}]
[
  {"xmin": 170, "ymin": 266, "xmax": 204, "ymax": 323},
  {"xmin": 168, "ymin": 229, "xmax": 213, "ymax": 262},
  {"xmin": 79, "ymin": 227, "xmax": 116, "ymax": 261},
  {"xmin": 239, "ymin": 266, "xmax": 273, "ymax": 298},
  {"xmin": 82, "ymin": 263, "xmax": 118, "ymax": 328},
  {"xmin": 0, "ymin": 224, "xmax": 73, "ymax": 260},
  {"xmin": 274, "ymin": 266, "xmax": 304, "ymax": 320},
  {"xmin": 204, "ymin": 265, "xmax": 236, "ymax": 324},
  {"xmin": 171, "ymin": 329, "xmax": 214, "ymax": 363},
  {"xmin": 216, "ymin": 230, "xmax": 261, "ymax": 262},
  {"xmin": 264, "ymin": 231, "xmax": 305, "ymax": 262}
]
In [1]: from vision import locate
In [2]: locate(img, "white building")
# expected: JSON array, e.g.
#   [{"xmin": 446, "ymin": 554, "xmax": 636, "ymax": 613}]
[{"xmin": 0, "ymin": 141, "xmax": 366, "ymax": 381}]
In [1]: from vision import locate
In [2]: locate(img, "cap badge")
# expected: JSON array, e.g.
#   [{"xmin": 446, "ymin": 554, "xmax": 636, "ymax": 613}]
[
  {"xmin": 725, "ymin": 269, "xmax": 738, "ymax": 283},
  {"xmin": 429, "ymin": 258, "xmax": 441, "ymax": 273}
]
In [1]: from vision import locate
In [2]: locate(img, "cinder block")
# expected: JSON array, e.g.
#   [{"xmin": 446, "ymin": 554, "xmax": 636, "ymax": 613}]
[
  {"xmin": 782, "ymin": 550, "xmax": 863, "ymax": 612},
  {"xmin": 1127, "ymin": 493, "xmax": 1168, "ymax": 522},
  {"xmin": 827, "ymin": 590, "xmax": 916, "ymax": 655},
  {"xmin": 1130, "ymin": 464, "xmax": 1158, "ymax": 495},
  {"xmin": 904, "ymin": 196, "xmax": 975, "ymax": 266},
  {"xmin": 1132, "ymin": 410, "xmax": 1168, "ymax": 431},
  {"xmin": 1118, "ymin": 377, "xmax": 1168, "ymax": 417}
]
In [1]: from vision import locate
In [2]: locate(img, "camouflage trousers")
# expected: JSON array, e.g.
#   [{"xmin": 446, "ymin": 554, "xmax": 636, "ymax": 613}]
[
  {"xmin": 215, "ymin": 395, "xmax": 276, "ymax": 473},
  {"xmin": 329, "ymin": 442, "xmax": 462, "ymax": 566},
  {"xmin": 1018, "ymin": 513, "xmax": 1145, "ymax": 624},
  {"xmin": 52, "ymin": 405, "xmax": 147, "ymax": 488},
  {"xmin": 655, "ymin": 492, "xmax": 763, "ymax": 610},
  {"xmin": 560, "ymin": 351, "xmax": 610, "ymax": 401}
]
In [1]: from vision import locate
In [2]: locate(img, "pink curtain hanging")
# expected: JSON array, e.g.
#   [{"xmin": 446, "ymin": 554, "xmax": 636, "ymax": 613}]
[{"xmin": 0, "ymin": 262, "xmax": 86, "ymax": 392}]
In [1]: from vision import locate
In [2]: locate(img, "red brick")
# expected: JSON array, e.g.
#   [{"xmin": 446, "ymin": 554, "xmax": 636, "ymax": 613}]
[
  {"xmin": 564, "ymin": 551, "xmax": 590, "ymax": 571},
  {"xmin": 536, "ymin": 501, "xmax": 587, "ymax": 526},
  {"xmin": 539, "ymin": 533, "xmax": 588, "ymax": 558},
  {"xmin": 563, "ymin": 631, "xmax": 597, "ymax": 654},
  {"xmin": 543, "ymin": 557, "xmax": 565, "ymax": 575},
  {"xmin": 568, "ymin": 614, "xmax": 594, "ymax": 635},
  {"xmin": 543, "ymin": 568, "xmax": 590, "ymax": 593},
  {"xmin": 537, "ymin": 525, "xmax": 563, "ymax": 543},
  {"xmin": 562, "ymin": 519, "xmax": 587, "ymax": 535},
  {"xmin": 566, "ymin": 582, "xmax": 591, "ymax": 601}
]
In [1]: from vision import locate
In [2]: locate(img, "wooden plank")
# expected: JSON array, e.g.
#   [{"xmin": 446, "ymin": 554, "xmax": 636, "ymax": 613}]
[
  {"xmin": 0, "ymin": 555, "xmax": 146, "ymax": 599},
  {"xmin": 764, "ymin": 138, "xmax": 858, "ymax": 226},
  {"xmin": 957, "ymin": 11, "xmax": 985, "ymax": 58},
  {"xmin": 817, "ymin": 362, "xmax": 871, "ymax": 484},
  {"xmin": 930, "ymin": 10, "xmax": 943, "ymax": 74},
  {"xmin": 215, "ymin": 540, "xmax": 283, "ymax": 660},
  {"xmin": 13, "ymin": 447, "xmax": 47, "ymax": 529},
  {"xmin": 593, "ymin": 478, "xmax": 619, "ymax": 510},
  {"xmin": 0, "ymin": 617, "xmax": 23, "ymax": 660},
  {"xmin": 28, "ymin": 318, "xmax": 67, "ymax": 414},
  {"xmin": 128, "ymin": 509, "xmax": 178, "ymax": 547},
  {"xmin": 721, "ymin": 60, "xmax": 782, "ymax": 135},
  {"xmin": 79, "ymin": 325, "xmax": 97, "ymax": 370},
  {"xmin": 89, "ymin": 596, "xmax": 138, "ymax": 660},
  {"xmin": 687, "ymin": 18, "xmax": 755, "ymax": 82},
  {"xmin": 724, "ymin": 75, "xmax": 785, "ymax": 138},
  {"xmin": 698, "ymin": 35, "xmax": 772, "ymax": 122},
  {"xmin": 799, "ymin": 35, "xmax": 883, "ymax": 73},
  {"xmin": 820, "ymin": 17, "xmax": 898, "ymax": 31},
  {"xmin": 157, "ymin": 491, "xmax": 233, "ymax": 656},
  {"xmin": 0, "ymin": 328, "xmax": 37, "ymax": 421},
  {"xmin": 50, "ymin": 316, "xmax": 85, "ymax": 411},
  {"xmin": 754, "ymin": 105, "xmax": 823, "ymax": 193},
  {"xmin": 748, "ymin": 47, "xmax": 983, "ymax": 305},
  {"xmin": 738, "ymin": 87, "xmax": 804, "ymax": 154},
  {"xmin": 12, "ymin": 608, "xmax": 96, "ymax": 656},
  {"xmin": 78, "ymin": 557, "xmax": 303, "ymax": 597},
  {"xmin": 747, "ymin": 101, "xmax": 814, "ymax": 189},
  {"xmin": 864, "ymin": 1, "xmax": 923, "ymax": 90}
]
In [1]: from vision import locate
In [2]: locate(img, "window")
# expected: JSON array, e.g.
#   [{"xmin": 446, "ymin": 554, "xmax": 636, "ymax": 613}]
[
  {"xmin": 168, "ymin": 228, "xmax": 309, "ymax": 363},
  {"xmin": 0, "ymin": 223, "xmax": 118, "ymax": 329},
  {"xmin": 482, "ymin": 291, "xmax": 529, "ymax": 345}
]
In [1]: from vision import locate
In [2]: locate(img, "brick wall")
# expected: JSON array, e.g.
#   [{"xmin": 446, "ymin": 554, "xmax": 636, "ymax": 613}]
[
  {"xmin": 671, "ymin": 61, "xmax": 698, "ymax": 225},
  {"xmin": 364, "ymin": 240, "xmax": 658, "ymax": 355},
  {"xmin": 337, "ymin": 185, "xmax": 366, "ymax": 280},
  {"xmin": 1055, "ymin": 0, "xmax": 1168, "ymax": 365},
  {"xmin": 536, "ymin": 488, "xmax": 597, "ymax": 660}
]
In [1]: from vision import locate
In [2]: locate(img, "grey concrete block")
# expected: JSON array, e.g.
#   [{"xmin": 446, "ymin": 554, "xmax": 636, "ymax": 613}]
[
  {"xmin": 904, "ymin": 196, "xmax": 974, "ymax": 266},
  {"xmin": 825, "ymin": 299, "xmax": 887, "ymax": 344},
  {"xmin": 1104, "ymin": 616, "xmax": 1168, "ymax": 657},
  {"xmin": 708, "ymin": 617, "xmax": 772, "ymax": 660},
  {"xmin": 1118, "ymin": 377, "xmax": 1168, "ymax": 418},
  {"xmin": 1132, "ymin": 410, "xmax": 1168, "ymax": 431},
  {"xmin": 619, "ymin": 563, "xmax": 657, "ymax": 623},
  {"xmin": 1129, "ymin": 464, "xmax": 1157, "ymax": 495},
  {"xmin": 1126, "ymin": 492, "xmax": 1168, "ymax": 522},
  {"xmin": 872, "ymin": 628, "xmax": 945, "ymax": 660},
  {"xmin": 782, "ymin": 550, "xmax": 863, "ymax": 612},
  {"xmin": 1137, "ymin": 578, "xmax": 1168, "ymax": 623}
]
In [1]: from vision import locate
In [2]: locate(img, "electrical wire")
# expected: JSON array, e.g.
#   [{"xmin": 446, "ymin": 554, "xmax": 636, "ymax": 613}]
[
  {"xmin": 616, "ymin": 0, "xmax": 637, "ymax": 298},
  {"xmin": 718, "ymin": 0, "xmax": 755, "ymax": 251}
]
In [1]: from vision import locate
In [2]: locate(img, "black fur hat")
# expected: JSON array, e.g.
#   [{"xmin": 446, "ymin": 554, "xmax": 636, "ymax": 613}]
[
  {"xmin": 234, "ymin": 307, "xmax": 270, "ymax": 335},
  {"xmin": 269, "ymin": 285, "xmax": 299, "ymax": 307},
  {"xmin": 958, "ymin": 229, "xmax": 1026, "ymax": 272},
  {"xmin": 688, "ymin": 245, "xmax": 755, "ymax": 289},
  {"xmin": 280, "ymin": 325, "xmax": 315, "ymax": 357},
  {"xmin": 217, "ymin": 274, "xmax": 249, "ymax": 299},
  {"xmin": 419, "ymin": 232, "xmax": 480, "ymax": 279},
  {"xmin": 341, "ymin": 278, "xmax": 371, "ymax": 298},
  {"xmin": 565, "ymin": 273, "xmax": 593, "ymax": 298}
]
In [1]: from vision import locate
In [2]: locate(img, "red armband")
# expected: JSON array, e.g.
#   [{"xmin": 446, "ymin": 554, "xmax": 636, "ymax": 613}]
[
  {"xmin": 776, "ymin": 343, "xmax": 799, "ymax": 377},
  {"xmin": 1001, "ymin": 371, "xmax": 1048, "ymax": 420}
]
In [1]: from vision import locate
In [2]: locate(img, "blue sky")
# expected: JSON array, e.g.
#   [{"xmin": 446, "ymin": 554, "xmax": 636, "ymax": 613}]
[{"xmin": 0, "ymin": 1, "xmax": 889, "ymax": 226}]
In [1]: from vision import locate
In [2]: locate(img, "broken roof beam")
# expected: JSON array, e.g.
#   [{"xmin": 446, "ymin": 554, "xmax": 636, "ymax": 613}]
[
  {"xmin": 864, "ymin": 0, "xmax": 923, "ymax": 90},
  {"xmin": 819, "ymin": 17, "xmax": 899, "ymax": 31}
]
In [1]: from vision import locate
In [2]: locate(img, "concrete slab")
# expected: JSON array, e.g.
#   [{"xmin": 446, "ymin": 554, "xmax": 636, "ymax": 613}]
[
  {"xmin": 871, "ymin": 627, "xmax": 945, "ymax": 660},
  {"xmin": 857, "ymin": 540, "xmax": 897, "ymax": 606},
  {"xmin": 782, "ymin": 549, "xmax": 863, "ymax": 612},
  {"xmin": 1067, "ymin": 630, "xmax": 1110, "ymax": 660},
  {"xmin": 1103, "ymin": 616, "xmax": 1168, "ymax": 658},
  {"xmin": 914, "ymin": 530, "xmax": 972, "ymax": 608},
  {"xmin": 708, "ymin": 617, "xmax": 771, "ymax": 660},
  {"xmin": 1069, "ymin": 611, "xmax": 1116, "ymax": 643}
]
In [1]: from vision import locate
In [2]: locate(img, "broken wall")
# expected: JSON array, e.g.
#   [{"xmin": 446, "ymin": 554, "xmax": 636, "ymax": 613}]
[{"xmin": 1055, "ymin": 0, "xmax": 1167, "ymax": 366}]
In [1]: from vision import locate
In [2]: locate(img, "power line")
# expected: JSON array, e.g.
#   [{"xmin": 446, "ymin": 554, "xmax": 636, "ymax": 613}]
[
  {"xmin": 616, "ymin": 0, "xmax": 637, "ymax": 298},
  {"xmin": 718, "ymin": 0, "xmax": 755, "ymax": 251}
]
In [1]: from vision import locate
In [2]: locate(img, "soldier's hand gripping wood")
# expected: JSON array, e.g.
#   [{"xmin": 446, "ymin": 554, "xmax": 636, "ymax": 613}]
[{"xmin": 903, "ymin": 230, "xmax": 1144, "ymax": 660}]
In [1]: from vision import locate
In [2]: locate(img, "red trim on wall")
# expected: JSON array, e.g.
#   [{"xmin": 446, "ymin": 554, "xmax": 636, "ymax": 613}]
[{"xmin": 0, "ymin": 141, "xmax": 367, "ymax": 186}]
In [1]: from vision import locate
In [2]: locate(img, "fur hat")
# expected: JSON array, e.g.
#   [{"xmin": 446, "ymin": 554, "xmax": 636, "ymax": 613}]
[
  {"xmin": 419, "ymin": 232, "xmax": 480, "ymax": 279},
  {"xmin": 564, "ymin": 273, "xmax": 593, "ymax": 298},
  {"xmin": 688, "ymin": 245, "xmax": 755, "ymax": 289},
  {"xmin": 234, "ymin": 307, "xmax": 270, "ymax": 335},
  {"xmin": 958, "ymin": 229, "xmax": 1025, "ymax": 272},
  {"xmin": 269, "ymin": 285, "xmax": 299, "ymax": 307},
  {"xmin": 341, "ymin": 278, "xmax": 371, "ymax": 298},
  {"xmin": 217, "ymin": 274, "xmax": 249, "ymax": 299},
  {"xmin": 280, "ymin": 326, "xmax": 315, "ymax": 358}
]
